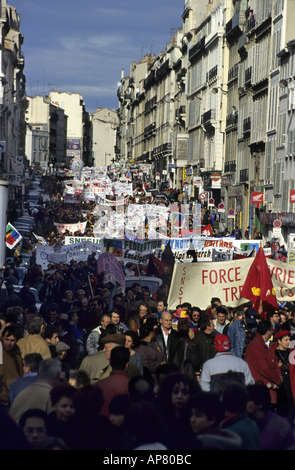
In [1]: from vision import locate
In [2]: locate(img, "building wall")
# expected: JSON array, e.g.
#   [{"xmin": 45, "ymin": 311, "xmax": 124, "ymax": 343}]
[{"xmin": 91, "ymin": 108, "xmax": 118, "ymax": 167}]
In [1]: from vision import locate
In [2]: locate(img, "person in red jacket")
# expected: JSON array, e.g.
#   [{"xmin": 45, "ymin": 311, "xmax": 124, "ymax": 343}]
[{"xmin": 245, "ymin": 320, "xmax": 282, "ymax": 406}]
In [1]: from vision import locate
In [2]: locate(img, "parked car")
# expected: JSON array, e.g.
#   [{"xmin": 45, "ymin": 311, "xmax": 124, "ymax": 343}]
[{"xmin": 124, "ymin": 276, "xmax": 163, "ymax": 295}]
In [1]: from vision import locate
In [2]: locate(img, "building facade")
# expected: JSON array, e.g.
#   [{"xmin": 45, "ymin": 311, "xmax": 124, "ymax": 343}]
[
  {"xmin": 116, "ymin": 0, "xmax": 295, "ymax": 249},
  {"xmin": 25, "ymin": 95, "xmax": 67, "ymax": 170}
]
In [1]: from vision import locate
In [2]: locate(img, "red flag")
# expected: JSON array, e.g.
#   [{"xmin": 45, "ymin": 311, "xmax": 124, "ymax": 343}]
[
  {"xmin": 150, "ymin": 254, "xmax": 172, "ymax": 276},
  {"xmin": 201, "ymin": 224, "xmax": 213, "ymax": 236},
  {"xmin": 240, "ymin": 247, "xmax": 278, "ymax": 311}
]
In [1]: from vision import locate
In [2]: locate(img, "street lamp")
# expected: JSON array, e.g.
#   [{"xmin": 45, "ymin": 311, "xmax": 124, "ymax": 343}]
[{"xmin": 211, "ymin": 86, "xmax": 228, "ymax": 95}]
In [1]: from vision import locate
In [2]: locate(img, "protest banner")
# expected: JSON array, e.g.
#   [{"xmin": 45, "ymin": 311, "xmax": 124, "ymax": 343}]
[
  {"xmin": 36, "ymin": 240, "xmax": 99, "ymax": 268},
  {"xmin": 168, "ymin": 254, "xmax": 295, "ymax": 310},
  {"xmin": 54, "ymin": 221, "xmax": 87, "ymax": 234},
  {"xmin": 103, "ymin": 238, "xmax": 163, "ymax": 263},
  {"xmin": 168, "ymin": 258, "xmax": 254, "ymax": 310},
  {"xmin": 65, "ymin": 236, "xmax": 102, "ymax": 246}
]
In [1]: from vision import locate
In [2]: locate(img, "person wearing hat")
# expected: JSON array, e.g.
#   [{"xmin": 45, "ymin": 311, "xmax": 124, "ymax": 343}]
[
  {"xmin": 98, "ymin": 334, "xmax": 140, "ymax": 381},
  {"xmin": 272, "ymin": 330, "xmax": 295, "ymax": 424},
  {"xmin": 227, "ymin": 307, "xmax": 257, "ymax": 359},
  {"xmin": 55, "ymin": 341, "xmax": 70, "ymax": 362},
  {"xmin": 199, "ymin": 334, "xmax": 254, "ymax": 392},
  {"xmin": 172, "ymin": 309, "xmax": 195, "ymax": 339}
]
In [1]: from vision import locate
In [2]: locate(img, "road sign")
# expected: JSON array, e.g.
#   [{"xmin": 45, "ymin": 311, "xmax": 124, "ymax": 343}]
[
  {"xmin": 199, "ymin": 193, "xmax": 207, "ymax": 201},
  {"xmin": 208, "ymin": 198, "xmax": 215, "ymax": 205},
  {"xmin": 228, "ymin": 208, "xmax": 235, "ymax": 218},
  {"xmin": 273, "ymin": 219, "xmax": 282, "ymax": 228},
  {"xmin": 218, "ymin": 203, "xmax": 225, "ymax": 210}
]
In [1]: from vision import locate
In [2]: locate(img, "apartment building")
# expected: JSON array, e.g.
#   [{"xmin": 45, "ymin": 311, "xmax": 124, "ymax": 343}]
[
  {"xmin": 49, "ymin": 91, "xmax": 93, "ymax": 166},
  {"xmin": 0, "ymin": 2, "xmax": 26, "ymax": 181},
  {"xmin": 25, "ymin": 95, "xmax": 67, "ymax": 169},
  {"xmin": 116, "ymin": 0, "xmax": 295, "ymax": 247},
  {"xmin": 91, "ymin": 107, "xmax": 118, "ymax": 167},
  {"xmin": 187, "ymin": 1, "xmax": 227, "ymax": 204}
]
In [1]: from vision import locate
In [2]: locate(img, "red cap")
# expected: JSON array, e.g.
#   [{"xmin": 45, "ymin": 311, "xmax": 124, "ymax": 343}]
[
  {"xmin": 274, "ymin": 330, "xmax": 291, "ymax": 341},
  {"xmin": 214, "ymin": 334, "xmax": 230, "ymax": 352}
]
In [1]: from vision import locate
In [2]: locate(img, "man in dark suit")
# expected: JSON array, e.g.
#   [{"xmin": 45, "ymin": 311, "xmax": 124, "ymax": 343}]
[{"xmin": 154, "ymin": 311, "xmax": 178, "ymax": 362}]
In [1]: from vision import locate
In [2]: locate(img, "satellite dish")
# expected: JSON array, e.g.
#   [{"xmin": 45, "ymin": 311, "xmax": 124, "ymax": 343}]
[{"xmin": 117, "ymin": 82, "xmax": 122, "ymax": 88}]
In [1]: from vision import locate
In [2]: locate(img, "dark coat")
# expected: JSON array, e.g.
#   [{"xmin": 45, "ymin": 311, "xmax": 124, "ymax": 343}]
[
  {"xmin": 192, "ymin": 330, "xmax": 216, "ymax": 374},
  {"xmin": 169, "ymin": 332, "xmax": 199, "ymax": 378},
  {"xmin": 154, "ymin": 326, "xmax": 178, "ymax": 362},
  {"xmin": 135, "ymin": 340, "xmax": 165, "ymax": 375}
]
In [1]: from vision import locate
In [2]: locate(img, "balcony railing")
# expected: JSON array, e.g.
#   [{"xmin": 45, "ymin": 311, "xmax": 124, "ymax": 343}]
[
  {"xmin": 224, "ymin": 161, "xmax": 236, "ymax": 173},
  {"xmin": 243, "ymin": 117, "xmax": 251, "ymax": 133},
  {"xmin": 226, "ymin": 112, "xmax": 238, "ymax": 127},
  {"xmin": 228, "ymin": 64, "xmax": 239, "ymax": 81},
  {"xmin": 245, "ymin": 67, "xmax": 252, "ymax": 84},
  {"xmin": 189, "ymin": 36, "xmax": 205, "ymax": 62},
  {"xmin": 201, "ymin": 109, "xmax": 215, "ymax": 125},
  {"xmin": 207, "ymin": 65, "xmax": 218, "ymax": 82},
  {"xmin": 240, "ymin": 169, "xmax": 249, "ymax": 182},
  {"xmin": 247, "ymin": 15, "xmax": 256, "ymax": 32}
]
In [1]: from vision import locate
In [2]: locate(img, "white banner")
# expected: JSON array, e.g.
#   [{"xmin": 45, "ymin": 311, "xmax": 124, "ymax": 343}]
[
  {"xmin": 54, "ymin": 221, "xmax": 87, "ymax": 234},
  {"xmin": 36, "ymin": 241, "xmax": 99, "ymax": 268},
  {"xmin": 168, "ymin": 258, "xmax": 254, "ymax": 310}
]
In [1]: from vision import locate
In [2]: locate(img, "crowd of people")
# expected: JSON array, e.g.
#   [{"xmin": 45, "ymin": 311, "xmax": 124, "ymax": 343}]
[{"xmin": 1, "ymin": 173, "xmax": 295, "ymax": 451}]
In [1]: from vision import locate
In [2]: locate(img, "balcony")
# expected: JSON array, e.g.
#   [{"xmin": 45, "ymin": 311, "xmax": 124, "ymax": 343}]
[
  {"xmin": 144, "ymin": 70, "xmax": 155, "ymax": 91},
  {"xmin": 175, "ymin": 105, "xmax": 186, "ymax": 119},
  {"xmin": 226, "ymin": 112, "xmax": 238, "ymax": 128},
  {"xmin": 144, "ymin": 122, "xmax": 156, "ymax": 138},
  {"xmin": 224, "ymin": 161, "xmax": 236, "ymax": 173},
  {"xmin": 243, "ymin": 117, "xmax": 251, "ymax": 133},
  {"xmin": 189, "ymin": 36, "xmax": 205, "ymax": 62},
  {"xmin": 240, "ymin": 169, "xmax": 249, "ymax": 182},
  {"xmin": 156, "ymin": 60, "xmax": 171, "ymax": 80},
  {"xmin": 225, "ymin": 12, "xmax": 243, "ymax": 40},
  {"xmin": 247, "ymin": 15, "xmax": 256, "ymax": 33},
  {"xmin": 201, "ymin": 109, "xmax": 215, "ymax": 126},
  {"xmin": 228, "ymin": 64, "xmax": 239, "ymax": 82},
  {"xmin": 245, "ymin": 67, "xmax": 252, "ymax": 85},
  {"xmin": 206, "ymin": 65, "xmax": 218, "ymax": 82}
]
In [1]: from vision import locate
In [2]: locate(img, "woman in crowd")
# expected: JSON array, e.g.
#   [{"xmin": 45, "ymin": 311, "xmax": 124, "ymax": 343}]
[
  {"xmin": 135, "ymin": 322, "xmax": 165, "ymax": 379},
  {"xmin": 124, "ymin": 330, "xmax": 143, "ymax": 374}
]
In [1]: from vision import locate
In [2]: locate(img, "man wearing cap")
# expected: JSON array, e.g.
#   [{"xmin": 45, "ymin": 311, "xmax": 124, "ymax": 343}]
[
  {"xmin": 227, "ymin": 307, "xmax": 257, "ymax": 359},
  {"xmin": 55, "ymin": 341, "xmax": 70, "ymax": 362},
  {"xmin": 99, "ymin": 334, "xmax": 140, "ymax": 381},
  {"xmin": 199, "ymin": 334, "xmax": 255, "ymax": 392}
]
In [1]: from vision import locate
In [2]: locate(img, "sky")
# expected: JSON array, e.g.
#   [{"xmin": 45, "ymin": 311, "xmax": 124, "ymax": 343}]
[{"xmin": 11, "ymin": 0, "xmax": 183, "ymax": 114}]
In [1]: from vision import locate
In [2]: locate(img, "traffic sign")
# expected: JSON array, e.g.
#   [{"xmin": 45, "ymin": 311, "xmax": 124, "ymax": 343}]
[
  {"xmin": 218, "ymin": 203, "xmax": 225, "ymax": 210},
  {"xmin": 273, "ymin": 219, "xmax": 282, "ymax": 228},
  {"xmin": 199, "ymin": 193, "xmax": 207, "ymax": 201},
  {"xmin": 228, "ymin": 209, "xmax": 235, "ymax": 218},
  {"xmin": 208, "ymin": 198, "xmax": 215, "ymax": 205}
]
